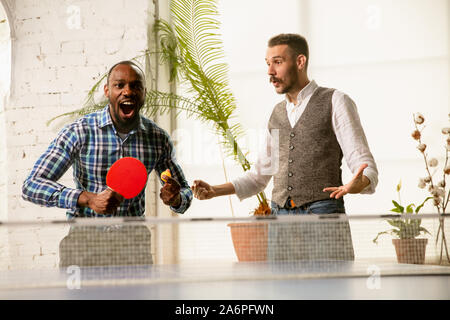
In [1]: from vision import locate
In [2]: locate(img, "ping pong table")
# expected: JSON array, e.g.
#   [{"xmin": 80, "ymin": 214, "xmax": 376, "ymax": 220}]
[
  {"xmin": 1, "ymin": 259, "xmax": 449, "ymax": 300},
  {"xmin": 1, "ymin": 215, "xmax": 450, "ymax": 301}
]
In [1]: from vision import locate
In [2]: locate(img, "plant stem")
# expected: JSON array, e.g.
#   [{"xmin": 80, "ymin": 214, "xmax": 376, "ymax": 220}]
[{"xmin": 218, "ymin": 140, "xmax": 235, "ymax": 218}]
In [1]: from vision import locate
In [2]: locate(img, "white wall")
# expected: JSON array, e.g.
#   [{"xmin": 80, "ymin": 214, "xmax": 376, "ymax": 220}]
[{"xmin": 307, "ymin": 0, "xmax": 449, "ymax": 215}]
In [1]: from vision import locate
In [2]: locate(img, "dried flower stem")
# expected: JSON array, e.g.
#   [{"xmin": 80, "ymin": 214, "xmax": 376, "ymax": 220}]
[
  {"xmin": 413, "ymin": 114, "xmax": 449, "ymax": 263},
  {"xmin": 443, "ymin": 149, "xmax": 449, "ymax": 211}
]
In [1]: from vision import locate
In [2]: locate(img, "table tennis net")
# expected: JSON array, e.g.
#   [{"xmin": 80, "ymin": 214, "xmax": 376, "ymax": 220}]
[{"xmin": 1, "ymin": 214, "xmax": 449, "ymax": 289}]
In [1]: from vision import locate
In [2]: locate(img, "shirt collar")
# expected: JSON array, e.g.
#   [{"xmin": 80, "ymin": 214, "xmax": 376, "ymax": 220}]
[
  {"xmin": 99, "ymin": 105, "xmax": 114, "ymax": 129},
  {"xmin": 285, "ymin": 80, "xmax": 318, "ymax": 107},
  {"xmin": 98, "ymin": 105, "xmax": 147, "ymax": 133}
]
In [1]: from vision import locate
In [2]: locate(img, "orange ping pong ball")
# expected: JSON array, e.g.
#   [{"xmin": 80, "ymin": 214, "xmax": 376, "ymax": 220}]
[{"xmin": 161, "ymin": 169, "xmax": 171, "ymax": 182}]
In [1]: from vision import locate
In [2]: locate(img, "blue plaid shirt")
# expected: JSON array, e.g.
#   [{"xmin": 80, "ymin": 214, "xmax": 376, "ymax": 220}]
[{"xmin": 22, "ymin": 105, "xmax": 192, "ymax": 218}]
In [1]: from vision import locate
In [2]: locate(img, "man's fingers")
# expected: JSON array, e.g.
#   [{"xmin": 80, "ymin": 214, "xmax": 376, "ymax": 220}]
[
  {"xmin": 161, "ymin": 177, "xmax": 181, "ymax": 194},
  {"xmin": 163, "ymin": 176, "xmax": 181, "ymax": 190},
  {"xmin": 331, "ymin": 190, "xmax": 344, "ymax": 199},
  {"xmin": 112, "ymin": 191, "xmax": 124, "ymax": 202},
  {"xmin": 192, "ymin": 180, "xmax": 209, "ymax": 188},
  {"xmin": 324, "ymin": 186, "xmax": 348, "ymax": 199},
  {"xmin": 164, "ymin": 175, "xmax": 176, "ymax": 184},
  {"xmin": 194, "ymin": 187, "xmax": 205, "ymax": 199},
  {"xmin": 192, "ymin": 187, "xmax": 208, "ymax": 200},
  {"xmin": 198, "ymin": 189, "xmax": 209, "ymax": 200},
  {"xmin": 191, "ymin": 180, "xmax": 214, "ymax": 200}
]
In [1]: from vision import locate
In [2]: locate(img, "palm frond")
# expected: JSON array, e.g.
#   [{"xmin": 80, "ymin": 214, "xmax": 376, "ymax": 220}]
[{"xmin": 144, "ymin": 90, "xmax": 203, "ymax": 120}]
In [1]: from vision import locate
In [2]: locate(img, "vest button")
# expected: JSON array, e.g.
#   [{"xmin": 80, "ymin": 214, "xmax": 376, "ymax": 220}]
[
  {"xmin": 290, "ymin": 132, "xmax": 295, "ymax": 137},
  {"xmin": 288, "ymin": 172, "xmax": 293, "ymax": 177},
  {"xmin": 287, "ymin": 186, "xmax": 293, "ymax": 191},
  {"xmin": 289, "ymin": 145, "xmax": 294, "ymax": 150},
  {"xmin": 288, "ymin": 159, "xmax": 293, "ymax": 163}
]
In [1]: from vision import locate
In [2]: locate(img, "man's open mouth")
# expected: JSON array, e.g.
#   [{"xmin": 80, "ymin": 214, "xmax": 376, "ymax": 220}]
[
  {"xmin": 270, "ymin": 77, "xmax": 281, "ymax": 87},
  {"xmin": 119, "ymin": 101, "xmax": 136, "ymax": 117}
]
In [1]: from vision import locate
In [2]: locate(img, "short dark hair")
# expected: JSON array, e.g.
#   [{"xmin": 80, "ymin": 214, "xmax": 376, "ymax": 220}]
[
  {"xmin": 268, "ymin": 33, "xmax": 309, "ymax": 70},
  {"xmin": 106, "ymin": 60, "xmax": 146, "ymax": 84}
]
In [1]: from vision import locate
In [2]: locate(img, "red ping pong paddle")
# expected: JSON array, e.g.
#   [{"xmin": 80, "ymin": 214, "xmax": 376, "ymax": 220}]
[{"xmin": 106, "ymin": 157, "xmax": 148, "ymax": 199}]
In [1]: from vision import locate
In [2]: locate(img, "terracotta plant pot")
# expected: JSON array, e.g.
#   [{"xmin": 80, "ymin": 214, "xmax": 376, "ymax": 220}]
[
  {"xmin": 392, "ymin": 238, "xmax": 428, "ymax": 264},
  {"xmin": 228, "ymin": 222, "xmax": 268, "ymax": 262}
]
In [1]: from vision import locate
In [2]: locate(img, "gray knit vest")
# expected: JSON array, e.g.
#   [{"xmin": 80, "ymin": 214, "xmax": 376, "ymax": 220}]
[{"xmin": 268, "ymin": 86, "xmax": 343, "ymax": 207}]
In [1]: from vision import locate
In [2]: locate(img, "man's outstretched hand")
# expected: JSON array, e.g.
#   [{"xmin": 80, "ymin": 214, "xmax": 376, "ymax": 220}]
[
  {"xmin": 191, "ymin": 180, "xmax": 217, "ymax": 200},
  {"xmin": 323, "ymin": 163, "xmax": 370, "ymax": 199}
]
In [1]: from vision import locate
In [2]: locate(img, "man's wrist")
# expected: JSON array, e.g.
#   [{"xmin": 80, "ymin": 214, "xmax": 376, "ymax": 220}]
[{"xmin": 77, "ymin": 191, "xmax": 93, "ymax": 208}]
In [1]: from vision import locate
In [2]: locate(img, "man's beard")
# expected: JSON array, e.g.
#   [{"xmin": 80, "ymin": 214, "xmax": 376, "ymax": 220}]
[{"xmin": 270, "ymin": 68, "xmax": 298, "ymax": 95}]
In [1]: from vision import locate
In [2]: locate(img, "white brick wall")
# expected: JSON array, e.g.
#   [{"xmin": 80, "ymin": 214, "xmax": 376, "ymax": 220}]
[{"xmin": 1, "ymin": 0, "xmax": 157, "ymax": 271}]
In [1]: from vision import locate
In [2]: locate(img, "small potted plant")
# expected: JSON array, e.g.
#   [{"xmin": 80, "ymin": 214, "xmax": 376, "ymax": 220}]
[{"xmin": 373, "ymin": 181, "xmax": 432, "ymax": 264}]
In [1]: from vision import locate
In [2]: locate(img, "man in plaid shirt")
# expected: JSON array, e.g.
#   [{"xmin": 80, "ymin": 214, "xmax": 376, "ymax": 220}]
[{"xmin": 22, "ymin": 61, "xmax": 192, "ymax": 218}]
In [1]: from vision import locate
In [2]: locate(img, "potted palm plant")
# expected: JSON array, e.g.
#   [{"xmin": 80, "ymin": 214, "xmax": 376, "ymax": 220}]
[
  {"xmin": 150, "ymin": 0, "xmax": 272, "ymax": 262},
  {"xmin": 373, "ymin": 181, "xmax": 432, "ymax": 264},
  {"xmin": 48, "ymin": 0, "xmax": 271, "ymax": 261}
]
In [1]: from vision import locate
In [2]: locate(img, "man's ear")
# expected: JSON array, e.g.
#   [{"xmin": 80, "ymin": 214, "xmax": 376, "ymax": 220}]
[
  {"xmin": 296, "ymin": 54, "xmax": 307, "ymax": 71},
  {"xmin": 104, "ymin": 83, "xmax": 109, "ymax": 98}
]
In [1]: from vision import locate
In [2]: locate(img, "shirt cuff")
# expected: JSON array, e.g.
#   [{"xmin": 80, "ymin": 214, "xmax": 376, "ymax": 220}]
[
  {"xmin": 58, "ymin": 188, "xmax": 83, "ymax": 209},
  {"xmin": 231, "ymin": 178, "xmax": 250, "ymax": 202},
  {"xmin": 360, "ymin": 169, "xmax": 378, "ymax": 194},
  {"xmin": 170, "ymin": 188, "xmax": 192, "ymax": 214}
]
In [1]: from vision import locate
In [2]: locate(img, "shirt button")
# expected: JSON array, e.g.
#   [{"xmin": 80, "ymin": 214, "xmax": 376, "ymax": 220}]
[
  {"xmin": 289, "ymin": 145, "xmax": 294, "ymax": 150},
  {"xmin": 288, "ymin": 172, "xmax": 293, "ymax": 177},
  {"xmin": 290, "ymin": 132, "xmax": 295, "ymax": 138},
  {"xmin": 287, "ymin": 186, "xmax": 293, "ymax": 191},
  {"xmin": 288, "ymin": 159, "xmax": 293, "ymax": 163}
]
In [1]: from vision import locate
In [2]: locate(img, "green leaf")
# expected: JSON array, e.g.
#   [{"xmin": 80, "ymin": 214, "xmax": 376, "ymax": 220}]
[
  {"xmin": 373, "ymin": 231, "xmax": 392, "ymax": 244},
  {"xmin": 415, "ymin": 196, "xmax": 433, "ymax": 213},
  {"xmin": 391, "ymin": 229, "xmax": 400, "ymax": 237},
  {"xmin": 387, "ymin": 219, "xmax": 404, "ymax": 229},
  {"xmin": 405, "ymin": 204, "xmax": 414, "ymax": 213},
  {"xmin": 391, "ymin": 200, "xmax": 404, "ymax": 213},
  {"xmin": 419, "ymin": 226, "xmax": 431, "ymax": 235}
]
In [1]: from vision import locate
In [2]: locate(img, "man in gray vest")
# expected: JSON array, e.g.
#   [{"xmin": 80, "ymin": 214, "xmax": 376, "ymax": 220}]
[
  {"xmin": 192, "ymin": 33, "xmax": 378, "ymax": 215},
  {"xmin": 191, "ymin": 34, "xmax": 378, "ymax": 261}
]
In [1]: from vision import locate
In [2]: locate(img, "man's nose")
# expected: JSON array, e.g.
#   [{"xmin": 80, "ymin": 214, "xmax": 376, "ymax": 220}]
[
  {"xmin": 122, "ymin": 84, "xmax": 132, "ymax": 96},
  {"xmin": 267, "ymin": 64, "xmax": 275, "ymax": 76}
]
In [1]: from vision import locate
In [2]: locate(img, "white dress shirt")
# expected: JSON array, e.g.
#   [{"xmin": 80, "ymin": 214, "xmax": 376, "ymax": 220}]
[{"xmin": 231, "ymin": 80, "xmax": 378, "ymax": 201}]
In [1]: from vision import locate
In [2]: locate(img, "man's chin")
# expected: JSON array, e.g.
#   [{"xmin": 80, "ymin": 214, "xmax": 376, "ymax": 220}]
[
  {"xmin": 117, "ymin": 113, "xmax": 139, "ymax": 130},
  {"xmin": 274, "ymin": 87, "xmax": 286, "ymax": 94}
]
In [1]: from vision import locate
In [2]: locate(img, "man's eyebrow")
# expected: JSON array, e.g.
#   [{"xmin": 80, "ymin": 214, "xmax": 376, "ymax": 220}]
[{"xmin": 266, "ymin": 55, "xmax": 284, "ymax": 61}]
